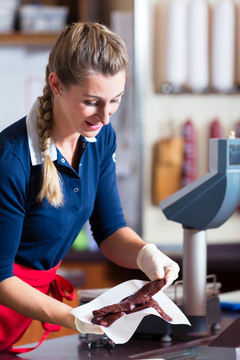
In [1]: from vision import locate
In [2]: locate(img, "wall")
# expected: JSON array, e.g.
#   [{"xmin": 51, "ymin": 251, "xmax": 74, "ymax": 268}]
[
  {"xmin": 90, "ymin": 0, "xmax": 133, "ymax": 24},
  {"xmin": 141, "ymin": 0, "xmax": 240, "ymax": 246},
  {"xmin": 0, "ymin": 45, "xmax": 50, "ymax": 131}
]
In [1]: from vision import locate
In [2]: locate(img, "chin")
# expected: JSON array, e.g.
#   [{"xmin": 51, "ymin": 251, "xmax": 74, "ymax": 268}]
[{"xmin": 83, "ymin": 127, "xmax": 103, "ymax": 138}]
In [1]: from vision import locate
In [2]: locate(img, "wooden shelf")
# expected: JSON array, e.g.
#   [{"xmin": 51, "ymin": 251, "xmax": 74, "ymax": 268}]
[
  {"xmin": 156, "ymin": 87, "xmax": 240, "ymax": 96},
  {"xmin": 0, "ymin": 32, "xmax": 59, "ymax": 46}
]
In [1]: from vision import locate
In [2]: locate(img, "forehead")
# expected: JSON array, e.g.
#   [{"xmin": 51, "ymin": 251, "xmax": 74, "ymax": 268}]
[{"xmin": 74, "ymin": 71, "xmax": 126, "ymax": 98}]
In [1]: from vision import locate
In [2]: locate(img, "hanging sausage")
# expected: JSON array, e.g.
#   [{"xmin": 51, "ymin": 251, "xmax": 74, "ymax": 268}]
[
  {"xmin": 210, "ymin": 118, "xmax": 222, "ymax": 139},
  {"xmin": 182, "ymin": 119, "xmax": 197, "ymax": 186}
]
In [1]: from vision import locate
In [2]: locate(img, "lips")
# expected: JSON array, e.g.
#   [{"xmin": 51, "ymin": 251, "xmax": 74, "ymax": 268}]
[{"xmin": 85, "ymin": 121, "xmax": 102, "ymax": 131}]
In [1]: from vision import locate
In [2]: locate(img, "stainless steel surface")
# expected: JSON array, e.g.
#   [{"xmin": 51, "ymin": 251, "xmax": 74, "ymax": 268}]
[{"xmin": 183, "ymin": 229, "xmax": 207, "ymax": 316}]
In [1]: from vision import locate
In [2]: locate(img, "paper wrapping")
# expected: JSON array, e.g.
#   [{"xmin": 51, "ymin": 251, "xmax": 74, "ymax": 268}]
[{"xmin": 71, "ymin": 279, "xmax": 191, "ymax": 344}]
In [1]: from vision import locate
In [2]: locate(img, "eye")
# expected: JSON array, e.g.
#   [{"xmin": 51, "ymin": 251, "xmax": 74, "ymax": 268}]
[
  {"xmin": 84, "ymin": 100, "xmax": 99, "ymax": 107},
  {"xmin": 111, "ymin": 96, "xmax": 122, "ymax": 104}
]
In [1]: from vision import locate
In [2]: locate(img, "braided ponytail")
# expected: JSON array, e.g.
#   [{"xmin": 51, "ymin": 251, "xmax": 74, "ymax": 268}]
[
  {"xmin": 37, "ymin": 83, "xmax": 64, "ymax": 207},
  {"xmin": 37, "ymin": 22, "xmax": 128, "ymax": 207}
]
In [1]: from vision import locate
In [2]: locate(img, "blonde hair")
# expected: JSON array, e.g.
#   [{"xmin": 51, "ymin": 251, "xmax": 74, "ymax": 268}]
[{"xmin": 37, "ymin": 22, "xmax": 128, "ymax": 207}]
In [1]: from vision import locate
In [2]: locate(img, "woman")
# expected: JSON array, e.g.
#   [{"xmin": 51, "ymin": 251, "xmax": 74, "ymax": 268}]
[{"xmin": 0, "ymin": 22, "xmax": 179, "ymax": 352}]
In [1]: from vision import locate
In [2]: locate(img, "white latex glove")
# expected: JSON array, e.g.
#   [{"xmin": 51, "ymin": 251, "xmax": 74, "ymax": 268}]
[
  {"xmin": 137, "ymin": 243, "xmax": 180, "ymax": 289},
  {"xmin": 75, "ymin": 317, "xmax": 104, "ymax": 335}
]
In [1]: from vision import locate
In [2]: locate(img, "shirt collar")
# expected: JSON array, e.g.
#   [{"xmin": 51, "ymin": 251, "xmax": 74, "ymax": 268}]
[{"xmin": 26, "ymin": 99, "xmax": 97, "ymax": 166}]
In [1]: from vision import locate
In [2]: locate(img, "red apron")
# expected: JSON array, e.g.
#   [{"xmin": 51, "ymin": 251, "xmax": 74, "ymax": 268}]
[{"xmin": 0, "ymin": 262, "xmax": 75, "ymax": 354}]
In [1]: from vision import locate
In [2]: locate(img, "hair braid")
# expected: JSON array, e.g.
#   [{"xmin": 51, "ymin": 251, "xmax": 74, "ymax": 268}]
[{"xmin": 37, "ymin": 84, "xmax": 63, "ymax": 207}]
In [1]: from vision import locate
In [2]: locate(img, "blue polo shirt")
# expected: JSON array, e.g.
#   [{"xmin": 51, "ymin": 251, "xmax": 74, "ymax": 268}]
[{"xmin": 0, "ymin": 100, "xmax": 126, "ymax": 282}]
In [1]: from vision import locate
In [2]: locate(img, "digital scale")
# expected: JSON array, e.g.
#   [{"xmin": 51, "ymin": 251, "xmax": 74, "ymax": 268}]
[{"xmin": 136, "ymin": 136, "xmax": 240, "ymax": 356}]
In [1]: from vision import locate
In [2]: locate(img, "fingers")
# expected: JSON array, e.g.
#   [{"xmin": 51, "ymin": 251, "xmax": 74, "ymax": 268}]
[
  {"xmin": 154, "ymin": 263, "xmax": 180, "ymax": 291},
  {"xmin": 163, "ymin": 265, "xmax": 180, "ymax": 288},
  {"xmin": 137, "ymin": 243, "xmax": 180, "ymax": 287},
  {"xmin": 75, "ymin": 317, "xmax": 104, "ymax": 335},
  {"xmin": 154, "ymin": 266, "xmax": 165, "ymax": 280},
  {"xmin": 89, "ymin": 325, "xmax": 105, "ymax": 335}
]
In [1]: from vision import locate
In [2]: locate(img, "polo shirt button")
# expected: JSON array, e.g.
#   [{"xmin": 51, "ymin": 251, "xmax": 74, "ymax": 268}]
[
  {"xmin": 61, "ymin": 158, "xmax": 65, "ymax": 163},
  {"xmin": 74, "ymin": 188, "xmax": 79, "ymax": 193},
  {"xmin": 82, "ymin": 143, "xmax": 86, "ymax": 149}
]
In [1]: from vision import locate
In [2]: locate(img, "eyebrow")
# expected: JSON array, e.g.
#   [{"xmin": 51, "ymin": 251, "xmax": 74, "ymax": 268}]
[{"xmin": 83, "ymin": 91, "xmax": 125, "ymax": 100}]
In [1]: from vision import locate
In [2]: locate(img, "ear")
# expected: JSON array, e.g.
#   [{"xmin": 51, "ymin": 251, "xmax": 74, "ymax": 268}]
[{"xmin": 48, "ymin": 72, "xmax": 63, "ymax": 96}]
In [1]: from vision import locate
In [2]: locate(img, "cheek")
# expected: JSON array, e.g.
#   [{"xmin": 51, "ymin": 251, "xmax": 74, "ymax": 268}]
[
  {"xmin": 72, "ymin": 104, "xmax": 93, "ymax": 118},
  {"xmin": 111, "ymin": 103, "xmax": 121, "ymax": 115}
]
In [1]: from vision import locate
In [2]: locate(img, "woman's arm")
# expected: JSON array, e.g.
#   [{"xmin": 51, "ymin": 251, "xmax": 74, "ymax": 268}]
[
  {"xmin": 0, "ymin": 276, "xmax": 76, "ymax": 330},
  {"xmin": 100, "ymin": 227, "xmax": 180, "ymax": 289},
  {"xmin": 0, "ymin": 276, "xmax": 104, "ymax": 335},
  {"xmin": 100, "ymin": 226, "xmax": 146, "ymax": 269}
]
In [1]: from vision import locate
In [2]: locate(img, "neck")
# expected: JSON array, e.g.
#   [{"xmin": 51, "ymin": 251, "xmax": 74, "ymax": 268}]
[{"xmin": 54, "ymin": 136, "xmax": 80, "ymax": 171}]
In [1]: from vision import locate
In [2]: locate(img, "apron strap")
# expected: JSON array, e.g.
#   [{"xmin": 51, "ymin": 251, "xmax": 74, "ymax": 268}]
[
  {"xmin": 8, "ymin": 330, "xmax": 53, "ymax": 354},
  {"xmin": 51, "ymin": 274, "xmax": 75, "ymax": 302}
]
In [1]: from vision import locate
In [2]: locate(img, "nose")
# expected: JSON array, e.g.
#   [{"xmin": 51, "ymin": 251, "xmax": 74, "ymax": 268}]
[{"xmin": 99, "ymin": 104, "xmax": 111, "ymax": 125}]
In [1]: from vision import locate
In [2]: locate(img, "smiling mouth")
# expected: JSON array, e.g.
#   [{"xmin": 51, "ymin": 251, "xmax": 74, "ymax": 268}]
[{"xmin": 85, "ymin": 121, "xmax": 102, "ymax": 131}]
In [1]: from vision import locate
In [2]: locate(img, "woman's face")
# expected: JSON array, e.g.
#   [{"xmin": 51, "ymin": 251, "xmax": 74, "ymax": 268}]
[{"xmin": 50, "ymin": 71, "xmax": 126, "ymax": 139}]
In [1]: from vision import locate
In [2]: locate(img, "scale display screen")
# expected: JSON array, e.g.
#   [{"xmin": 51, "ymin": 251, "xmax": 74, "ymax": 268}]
[{"xmin": 229, "ymin": 144, "xmax": 240, "ymax": 165}]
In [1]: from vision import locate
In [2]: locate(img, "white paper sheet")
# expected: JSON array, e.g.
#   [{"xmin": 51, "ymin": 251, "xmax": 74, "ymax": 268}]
[{"xmin": 71, "ymin": 279, "xmax": 191, "ymax": 344}]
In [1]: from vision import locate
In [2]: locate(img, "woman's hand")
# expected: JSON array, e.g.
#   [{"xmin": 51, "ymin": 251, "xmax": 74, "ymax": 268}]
[
  {"xmin": 74, "ymin": 317, "xmax": 104, "ymax": 335},
  {"xmin": 137, "ymin": 243, "xmax": 180, "ymax": 290}
]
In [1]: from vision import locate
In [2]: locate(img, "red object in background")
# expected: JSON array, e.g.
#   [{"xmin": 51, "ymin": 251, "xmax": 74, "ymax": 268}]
[
  {"xmin": 182, "ymin": 119, "xmax": 197, "ymax": 186},
  {"xmin": 210, "ymin": 118, "xmax": 222, "ymax": 138}
]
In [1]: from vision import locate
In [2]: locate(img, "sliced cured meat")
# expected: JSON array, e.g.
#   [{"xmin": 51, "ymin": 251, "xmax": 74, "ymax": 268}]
[{"xmin": 91, "ymin": 279, "xmax": 172, "ymax": 327}]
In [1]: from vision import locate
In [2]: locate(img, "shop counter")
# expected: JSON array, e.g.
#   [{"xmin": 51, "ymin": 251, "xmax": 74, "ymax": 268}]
[{"xmin": 0, "ymin": 312, "xmax": 238, "ymax": 360}]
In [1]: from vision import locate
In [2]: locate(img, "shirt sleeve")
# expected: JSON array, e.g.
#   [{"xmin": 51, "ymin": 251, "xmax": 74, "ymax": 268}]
[
  {"xmin": 89, "ymin": 126, "xmax": 127, "ymax": 245},
  {"xmin": 0, "ymin": 150, "xmax": 26, "ymax": 281}
]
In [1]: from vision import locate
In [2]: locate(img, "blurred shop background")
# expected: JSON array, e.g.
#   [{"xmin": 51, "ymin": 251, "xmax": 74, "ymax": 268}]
[
  {"xmin": 1, "ymin": 0, "xmax": 240, "ymax": 344},
  {"xmin": 1, "ymin": 0, "xmax": 240, "ymax": 256},
  {"xmin": 2, "ymin": 0, "xmax": 239, "ymax": 245}
]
